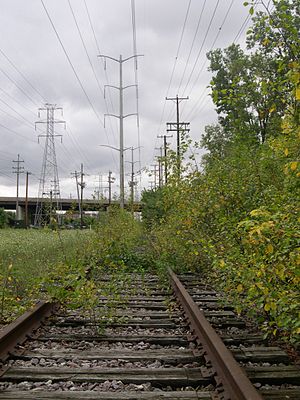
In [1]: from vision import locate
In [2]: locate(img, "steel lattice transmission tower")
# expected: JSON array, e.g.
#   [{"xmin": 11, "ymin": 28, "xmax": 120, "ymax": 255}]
[{"xmin": 34, "ymin": 103, "xmax": 66, "ymax": 227}]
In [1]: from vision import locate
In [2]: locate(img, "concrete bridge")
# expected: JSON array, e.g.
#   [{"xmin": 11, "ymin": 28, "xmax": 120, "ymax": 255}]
[{"xmin": 0, "ymin": 196, "xmax": 142, "ymax": 223}]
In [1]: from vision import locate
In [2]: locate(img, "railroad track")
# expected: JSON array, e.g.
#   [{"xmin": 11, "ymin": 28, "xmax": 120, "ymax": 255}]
[{"xmin": 0, "ymin": 271, "xmax": 299, "ymax": 399}]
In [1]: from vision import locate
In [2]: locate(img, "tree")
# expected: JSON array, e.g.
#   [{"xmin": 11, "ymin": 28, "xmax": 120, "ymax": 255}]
[
  {"xmin": 0, "ymin": 208, "xmax": 7, "ymax": 228},
  {"xmin": 246, "ymin": 0, "xmax": 300, "ymax": 123},
  {"xmin": 141, "ymin": 188, "xmax": 166, "ymax": 229},
  {"xmin": 200, "ymin": 124, "xmax": 232, "ymax": 165},
  {"xmin": 207, "ymin": 44, "xmax": 286, "ymax": 143}
]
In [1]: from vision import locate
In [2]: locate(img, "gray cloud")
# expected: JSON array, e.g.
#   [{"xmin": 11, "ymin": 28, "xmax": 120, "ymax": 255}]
[{"xmin": 0, "ymin": 0, "xmax": 259, "ymax": 200}]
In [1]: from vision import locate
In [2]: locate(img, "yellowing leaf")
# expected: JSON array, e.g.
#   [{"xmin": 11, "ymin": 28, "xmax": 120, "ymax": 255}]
[
  {"xmin": 284, "ymin": 148, "xmax": 289, "ymax": 156},
  {"xmin": 236, "ymin": 305, "xmax": 242, "ymax": 315},
  {"xmin": 266, "ymin": 244, "xmax": 274, "ymax": 254},
  {"xmin": 262, "ymin": 38, "xmax": 270, "ymax": 46},
  {"xmin": 220, "ymin": 259, "xmax": 225, "ymax": 268},
  {"xmin": 290, "ymin": 161, "xmax": 298, "ymax": 171},
  {"xmin": 237, "ymin": 284, "xmax": 244, "ymax": 293},
  {"xmin": 264, "ymin": 303, "xmax": 271, "ymax": 312},
  {"xmin": 296, "ymin": 86, "xmax": 300, "ymax": 101}
]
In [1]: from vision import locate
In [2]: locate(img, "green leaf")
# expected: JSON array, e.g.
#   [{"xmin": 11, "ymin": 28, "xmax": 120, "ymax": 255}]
[{"xmin": 249, "ymin": 6, "xmax": 254, "ymax": 15}]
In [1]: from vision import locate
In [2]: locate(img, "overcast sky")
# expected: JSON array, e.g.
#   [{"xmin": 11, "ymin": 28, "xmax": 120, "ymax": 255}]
[{"xmin": 0, "ymin": 0, "xmax": 261, "ymax": 200}]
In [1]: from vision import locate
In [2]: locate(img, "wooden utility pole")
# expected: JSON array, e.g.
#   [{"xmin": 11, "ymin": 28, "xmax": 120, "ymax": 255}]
[
  {"xmin": 25, "ymin": 171, "xmax": 31, "ymax": 228},
  {"xmin": 108, "ymin": 171, "xmax": 115, "ymax": 206},
  {"xmin": 12, "ymin": 154, "xmax": 24, "ymax": 221},
  {"xmin": 157, "ymin": 134, "xmax": 172, "ymax": 184},
  {"xmin": 79, "ymin": 163, "xmax": 85, "ymax": 228},
  {"xmin": 166, "ymin": 95, "xmax": 189, "ymax": 176}
]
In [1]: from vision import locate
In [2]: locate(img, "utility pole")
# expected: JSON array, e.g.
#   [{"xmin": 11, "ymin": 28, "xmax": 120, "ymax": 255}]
[
  {"xmin": 71, "ymin": 167, "xmax": 85, "ymax": 228},
  {"xmin": 151, "ymin": 164, "xmax": 159, "ymax": 189},
  {"xmin": 80, "ymin": 163, "xmax": 85, "ymax": 228},
  {"xmin": 25, "ymin": 171, "xmax": 32, "ymax": 228},
  {"xmin": 108, "ymin": 171, "xmax": 115, "ymax": 206},
  {"xmin": 12, "ymin": 154, "xmax": 24, "ymax": 221},
  {"xmin": 166, "ymin": 95, "xmax": 189, "ymax": 176},
  {"xmin": 98, "ymin": 53, "xmax": 143, "ymax": 209},
  {"xmin": 94, "ymin": 173, "xmax": 104, "ymax": 201},
  {"xmin": 155, "ymin": 146, "xmax": 164, "ymax": 188},
  {"xmin": 34, "ymin": 103, "xmax": 65, "ymax": 227},
  {"xmin": 71, "ymin": 170, "xmax": 81, "ymax": 222},
  {"xmin": 127, "ymin": 147, "xmax": 139, "ymax": 215},
  {"xmin": 157, "ymin": 134, "xmax": 172, "ymax": 184}
]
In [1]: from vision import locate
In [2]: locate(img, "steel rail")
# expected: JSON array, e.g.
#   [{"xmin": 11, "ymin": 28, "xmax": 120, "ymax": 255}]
[
  {"xmin": 0, "ymin": 301, "xmax": 59, "ymax": 363},
  {"xmin": 169, "ymin": 269, "xmax": 263, "ymax": 400}
]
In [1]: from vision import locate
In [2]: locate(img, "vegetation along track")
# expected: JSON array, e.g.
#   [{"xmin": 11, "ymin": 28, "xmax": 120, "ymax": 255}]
[{"xmin": 0, "ymin": 272, "xmax": 299, "ymax": 399}]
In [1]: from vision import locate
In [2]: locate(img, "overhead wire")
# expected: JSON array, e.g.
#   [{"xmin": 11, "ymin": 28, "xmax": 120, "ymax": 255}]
[
  {"xmin": 0, "ymin": 65, "xmax": 40, "ymax": 107},
  {"xmin": 83, "ymin": 0, "xmax": 118, "ymax": 132},
  {"xmin": 156, "ymin": 0, "xmax": 192, "ymax": 135},
  {"xmin": 232, "ymin": 1, "xmax": 258, "ymax": 44},
  {"xmin": 40, "ymin": 1, "xmax": 105, "ymax": 131},
  {"xmin": 0, "ymin": 47, "xmax": 46, "ymax": 103},
  {"xmin": 0, "ymin": 121, "xmax": 36, "ymax": 143},
  {"xmin": 181, "ymin": 0, "xmax": 221, "ymax": 97},
  {"xmin": 183, "ymin": 0, "xmax": 235, "ymax": 120},
  {"xmin": 151, "ymin": 0, "xmax": 192, "ymax": 169},
  {"xmin": 131, "ymin": 0, "xmax": 142, "ymax": 189},
  {"xmin": 65, "ymin": 127, "xmax": 94, "ymax": 170},
  {"xmin": 0, "ymin": 87, "xmax": 37, "ymax": 116},
  {"xmin": 67, "ymin": 0, "xmax": 117, "ymax": 154},
  {"xmin": 177, "ymin": 0, "xmax": 207, "ymax": 95},
  {"xmin": 185, "ymin": 1, "xmax": 259, "ymax": 126}
]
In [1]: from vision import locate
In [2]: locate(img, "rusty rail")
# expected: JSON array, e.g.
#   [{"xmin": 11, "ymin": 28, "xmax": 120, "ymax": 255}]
[
  {"xmin": 169, "ymin": 269, "xmax": 263, "ymax": 400},
  {"xmin": 0, "ymin": 301, "xmax": 59, "ymax": 363}
]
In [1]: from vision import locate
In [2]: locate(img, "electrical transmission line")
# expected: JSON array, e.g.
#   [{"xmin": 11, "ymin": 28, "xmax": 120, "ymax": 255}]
[
  {"xmin": 156, "ymin": 0, "xmax": 192, "ymax": 136},
  {"xmin": 40, "ymin": 0, "xmax": 105, "ymax": 131},
  {"xmin": 181, "ymin": 0, "xmax": 220, "ymax": 97},
  {"xmin": 34, "ymin": 103, "xmax": 66, "ymax": 227},
  {"xmin": 0, "ymin": 65, "xmax": 39, "ymax": 107},
  {"xmin": 64, "ymin": 0, "xmax": 117, "ymax": 167},
  {"xmin": 177, "ymin": 0, "xmax": 207, "ymax": 95},
  {"xmin": 0, "ymin": 47, "xmax": 46, "ymax": 102},
  {"xmin": 131, "ymin": 0, "xmax": 142, "ymax": 187},
  {"xmin": 183, "ymin": 0, "xmax": 235, "ymax": 120}
]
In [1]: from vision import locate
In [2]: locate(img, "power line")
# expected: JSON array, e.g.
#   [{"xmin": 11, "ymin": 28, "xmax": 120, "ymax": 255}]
[
  {"xmin": 65, "ymin": 127, "xmax": 93, "ymax": 170},
  {"xmin": 184, "ymin": 0, "xmax": 258, "ymax": 123},
  {"xmin": 156, "ymin": 0, "xmax": 192, "ymax": 136},
  {"xmin": 177, "ymin": 0, "xmax": 207, "ymax": 94},
  {"xmin": 0, "ymin": 47, "xmax": 46, "ymax": 103},
  {"xmin": 232, "ymin": 1, "xmax": 258, "ymax": 44},
  {"xmin": 0, "ymin": 87, "xmax": 37, "ymax": 116},
  {"xmin": 131, "ymin": 0, "xmax": 142, "ymax": 186},
  {"xmin": 181, "ymin": 0, "xmax": 221, "ymax": 96},
  {"xmin": 0, "ymin": 97, "xmax": 37, "ymax": 129},
  {"xmin": 83, "ymin": 0, "xmax": 118, "ymax": 128},
  {"xmin": 0, "ymin": 121, "xmax": 36, "ymax": 143},
  {"xmin": 0, "ymin": 65, "xmax": 39, "ymax": 107},
  {"xmin": 40, "ymin": 0, "xmax": 105, "ymax": 130},
  {"xmin": 68, "ymin": 0, "xmax": 117, "ymax": 166},
  {"xmin": 183, "ymin": 0, "xmax": 235, "ymax": 120}
]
